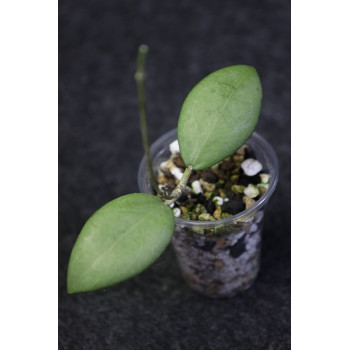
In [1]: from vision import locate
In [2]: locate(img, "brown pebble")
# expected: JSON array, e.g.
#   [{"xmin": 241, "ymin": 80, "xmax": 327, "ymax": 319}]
[
  {"xmin": 157, "ymin": 176, "xmax": 169, "ymax": 185},
  {"xmin": 179, "ymin": 206, "xmax": 188, "ymax": 215},
  {"xmin": 188, "ymin": 173, "xmax": 201, "ymax": 184},
  {"xmin": 172, "ymin": 155, "xmax": 186, "ymax": 168},
  {"xmin": 213, "ymin": 207, "xmax": 222, "ymax": 220},
  {"xmin": 220, "ymin": 160, "xmax": 235, "ymax": 171},
  {"xmin": 201, "ymin": 169, "xmax": 218, "ymax": 183},
  {"xmin": 200, "ymin": 179, "xmax": 216, "ymax": 192},
  {"xmin": 233, "ymin": 154, "xmax": 245, "ymax": 163},
  {"xmin": 243, "ymin": 196, "xmax": 256, "ymax": 209}
]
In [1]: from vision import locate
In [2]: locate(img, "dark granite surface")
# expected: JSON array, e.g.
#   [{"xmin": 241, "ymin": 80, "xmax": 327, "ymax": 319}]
[{"xmin": 59, "ymin": 0, "xmax": 291, "ymax": 349}]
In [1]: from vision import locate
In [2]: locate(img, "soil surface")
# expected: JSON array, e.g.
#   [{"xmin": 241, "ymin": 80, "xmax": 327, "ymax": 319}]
[{"xmin": 156, "ymin": 144, "xmax": 270, "ymax": 221}]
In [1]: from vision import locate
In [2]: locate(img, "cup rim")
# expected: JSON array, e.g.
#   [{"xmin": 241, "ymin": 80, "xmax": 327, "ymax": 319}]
[{"xmin": 138, "ymin": 128, "xmax": 279, "ymax": 228}]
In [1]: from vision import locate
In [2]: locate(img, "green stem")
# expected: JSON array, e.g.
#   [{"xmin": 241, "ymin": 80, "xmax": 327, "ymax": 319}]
[
  {"xmin": 135, "ymin": 45, "xmax": 172, "ymax": 199},
  {"xmin": 135, "ymin": 45, "xmax": 191, "ymax": 204},
  {"xmin": 164, "ymin": 166, "xmax": 193, "ymax": 206}
]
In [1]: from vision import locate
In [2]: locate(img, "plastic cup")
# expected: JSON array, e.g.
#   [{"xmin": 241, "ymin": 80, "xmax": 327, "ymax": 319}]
[{"xmin": 138, "ymin": 128, "xmax": 278, "ymax": 298}]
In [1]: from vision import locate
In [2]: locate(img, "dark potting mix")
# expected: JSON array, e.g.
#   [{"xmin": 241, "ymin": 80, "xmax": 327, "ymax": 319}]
[{"xmin": 156, "ymin": 140, "xmax": 270, "ymax": 222}]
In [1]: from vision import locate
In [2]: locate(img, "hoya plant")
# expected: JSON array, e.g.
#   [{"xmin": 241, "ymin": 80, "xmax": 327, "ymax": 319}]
[{"xmin": 67, "ymin": 45, "xmax": 262, "ymax": 294}]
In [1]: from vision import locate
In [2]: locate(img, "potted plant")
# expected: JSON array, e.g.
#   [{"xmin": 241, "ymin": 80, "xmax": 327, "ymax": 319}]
[{"xmin": 67, "ymin": 45, "xmax": 278, "ymax": 298}]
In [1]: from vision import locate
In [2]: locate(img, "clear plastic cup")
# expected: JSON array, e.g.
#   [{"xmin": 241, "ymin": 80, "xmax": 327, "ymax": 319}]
[{"xmin": 138, "ymin": 128, "xmax": 279, "ymax": 298}]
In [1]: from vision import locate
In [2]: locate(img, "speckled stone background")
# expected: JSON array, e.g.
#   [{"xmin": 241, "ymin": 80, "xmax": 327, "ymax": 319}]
[{"xmin": 59, "ymin": 0, "xmax": 291, "ymax": 349}]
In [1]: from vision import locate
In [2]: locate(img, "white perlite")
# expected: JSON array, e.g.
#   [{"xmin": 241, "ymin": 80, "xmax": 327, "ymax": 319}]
[
  {"xmin": 191, "ymin": 180, "xmax": 203, "ymax": 194},
  {"xmin": 170, "ymin": 167, "xmax": 184, "ymax": 180},
  {"xmin": 213, "ymin": 196, "xmax": 224, "ymax": 206},
  {"xmin": 161, "ymin": 158, "xmax": 184, "ymax": 180},
  {"xmin": 169, "ymin": 139, "xmax": 180, "ymax": 154},
  {"xmin": 259, "ymin": 173, "xmax": 270, "ymax": 184},
  {"xmin": 244, "ymin": 184, "xmax": 260, "ymax": 198},
  {"xmin": 173, "ymin": 207, "xmax": 181, "ymax": 217},
  {"xmin": 160, "ymin": 161, "xmax": 168, "ymax": 172},
  {"xmin": 241, "ymin": 158, "xmax": 263, "ymax": 176}
]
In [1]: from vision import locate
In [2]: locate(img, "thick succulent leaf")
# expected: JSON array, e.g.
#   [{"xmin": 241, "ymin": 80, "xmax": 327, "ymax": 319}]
[
  {"xmin": 178, "ymin": 65, "xmax": 262, "ymax": 170},
  {"xmin": 67, "ymin": 193, "xmax": 174, "ymax": 294}
]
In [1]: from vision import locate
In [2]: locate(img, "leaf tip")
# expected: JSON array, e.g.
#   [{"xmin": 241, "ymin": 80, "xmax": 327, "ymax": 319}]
[
  {"xmin": 66, "ymin": 273, "xmax": 78, "ymax": 294},
  {"xmin": 66, "ymin": 286, "xmax": 75, "ymax": 295}
]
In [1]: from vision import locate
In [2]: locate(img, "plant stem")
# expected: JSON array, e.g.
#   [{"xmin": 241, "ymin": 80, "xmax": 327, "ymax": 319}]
[
  {"xmin": 164, "ymin": 166, "xmax": 193, "ymax": 206},
  {"xmin": 135, "ymin": 45, "xmax": 191, "ymax": 204},
  {"xmin": 135, "ymin": 45, "xmax": 172, "ymax": 199}
]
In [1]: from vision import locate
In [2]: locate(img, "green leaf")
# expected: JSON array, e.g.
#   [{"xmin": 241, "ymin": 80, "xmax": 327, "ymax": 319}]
[
  {"xmin": 178, "ymin": 65, "xmax": 262, "ymax": 170},
  {"xmin": 67, "ymin": 193, "xmax": 175, "ymax": 294}
]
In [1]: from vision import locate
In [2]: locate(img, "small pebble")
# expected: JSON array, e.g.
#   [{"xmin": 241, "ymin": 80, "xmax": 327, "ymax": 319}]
[
  {"xmin": 259, "ymin": 173, "xmax": 270, "ymax": 184},
  {"xmin": 194, "ymin": 203, "xmax": 203, "ymax": 214},
  {"xmin": 191, "ymin": 180, "xmax": 203, "ymax": 194},
  {"xmin": 173, "ymin": 207, "xmax": 181, "ymax": 217},
  {"xmin": 241, "ymin": 158, "xmax": 263, "ymax": 176},
  {"xmin": 198, "ymin": 213, "xmax": 211, "ymax": 221},
  {"xmin": 233, "ymin": 154, "xmax": 245, "ymax": 163},
  {"xmin": 172, "ymin": 155, "xmax": 186, "ymax": 168},
  {"xmin": 179, "ymin": 206, "xmax": 188, "ymax": 215},
  {"xmin": 239, "ymin": 174, "xmax": 260, "ymax": 186},
  {"xmin": 205, "ymin": 200, "xmax": 216, "ymax": 215},
  {"xmin": 243, "ymin": 184, "xmax": 260, "ymax": 198},
  {"xmin": 201, "ymin": 180, "xmax": 216, "ymax": 192},
  {"xmin": 227, "ymin": 192, "xmax": 240, "ymax": 200},
  {"xmin": 213, "ymin": 206, "xmax": 222, "ymax": 219},
  {"xmin": 213, "ymin": 196, "xmax": 224, "ymax": 206},
  {"xmin": 176, "ymin": 192, "xmax": 189, "ymax": 204},
  {"xmin": 157, "ymin": 175, "xmax": 169, "ymax": 185},
  {"xmin": 243, "ymin": 196, "xmax": 256, "ymax": 209},
  {"xmin": 231, "ymin": 184, "xmax": 245, "ymax": 193},
  {"xmin": 220, "ymin": 159, "xmax": 235, "ymax": 171},
  {"xmin": 160, "ymin": 161, "xmax": 169, "ymax": 172},
  {"xmin": 194, "ymin": 193, "xmax": 206, "ymax": 204},
  {"xmin": 201, "ymin": 169, "xmax": 218, "ymax": 183},
  {"xmin": 222, "ymin": 199, "xmax": 245, "ymax": 215},
  {"xmin": 170, "ymin": 167, "xmax": 184, "ymax": 180},
  {"xmin": 169, "ymin": 139, "xmax": 180, "ymax": 154}
]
